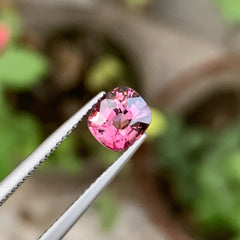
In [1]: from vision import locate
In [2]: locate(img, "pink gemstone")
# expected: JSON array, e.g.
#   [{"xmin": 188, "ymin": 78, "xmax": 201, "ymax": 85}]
[{"xmin": 88, "ymin": 86, "xmax": 152, "ymax": 151}]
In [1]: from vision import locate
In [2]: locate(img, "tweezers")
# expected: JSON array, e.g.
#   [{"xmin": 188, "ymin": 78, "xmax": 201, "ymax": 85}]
[{"xmin": 0, "ymin": 92, "xmax": 146, "ymax": 240}]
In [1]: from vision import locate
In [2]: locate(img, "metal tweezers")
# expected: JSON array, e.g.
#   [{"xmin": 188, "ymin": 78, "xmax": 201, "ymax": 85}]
[{"xmin": 0, "ymin": 92, "xmax": 146, "ymax": 240}]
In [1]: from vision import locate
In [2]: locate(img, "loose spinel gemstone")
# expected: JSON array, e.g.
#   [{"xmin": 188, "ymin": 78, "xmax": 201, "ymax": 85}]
[{"xmin": 87, "ymin": 86, "xmax": 152, "ymax": 151}]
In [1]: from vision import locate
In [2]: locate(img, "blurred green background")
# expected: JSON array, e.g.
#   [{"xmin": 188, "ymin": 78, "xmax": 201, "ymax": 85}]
[{"xmin": 1, "ymin": 0, "xmax": 240, "ymax": 240}]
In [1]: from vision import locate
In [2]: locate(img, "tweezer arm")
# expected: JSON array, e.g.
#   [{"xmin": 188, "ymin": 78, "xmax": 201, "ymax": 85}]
[
  {"xmin": 39, "ymin": 134, "xmax": 146, "ymax": 240},
  {"xmin": 0, "ymin": 92, "xmax": 105, "ymax": 206}
]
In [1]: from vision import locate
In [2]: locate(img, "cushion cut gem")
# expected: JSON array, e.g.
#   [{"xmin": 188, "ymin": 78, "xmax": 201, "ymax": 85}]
[{"xmin": 87, "ymin": 86, "xmax": 152, "ymax": 151}]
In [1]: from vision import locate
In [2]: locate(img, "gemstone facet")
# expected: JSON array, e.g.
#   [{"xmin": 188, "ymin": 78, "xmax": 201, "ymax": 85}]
[{"xmin": 87, "ymin": 86, "xmax": 152, "ymax": 151}]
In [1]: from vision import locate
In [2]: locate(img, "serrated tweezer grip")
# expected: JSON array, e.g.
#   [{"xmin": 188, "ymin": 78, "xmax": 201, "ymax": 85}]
[
  {"xmin": 39, "ymin": 133, "xmax": 146, "ymax": 240},
  {"xmin": 0, "ymin": 92, "xmax": 105, "ymax": 206}
]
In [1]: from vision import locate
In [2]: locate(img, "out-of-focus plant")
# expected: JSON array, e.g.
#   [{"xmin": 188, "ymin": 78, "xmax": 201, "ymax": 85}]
[
  {"xmin": 146, "ymin": 107, "xmax": 167, "ymax": 141},
  {"xmin": 0, "ymin": 6, "xmax": 48, "ymax": 180},
  {"xmin": 0, "ymin": 108, "xmax": 41, "ymax": 180},
  {"xmin": 122, "ymin": 0, "xmax": 152, "ymax": 9},
  {"xmin": 0, "ymin": 7, "xmax": 48, "ymax": 90},
  {"xmin": 94, "ymin": 191, "xmax": 119, "ymax": 230},
  {"xmin": 157, "ymin": 114, "xmax": 215, "ymax": 206},
  {"xmin": 213, "ymin": 0, "xmax": 240, "ymax": 24},
  {"xmin": 85, "ymin": 54, "xmax": 132, "ymax": 93},
  {"xmin": 156, "ymin": 114, "xmax": 240, "ymax": 239},
  {"xmin": 0, "ymin": 46, "xmax": 47, "ymax": 90},
  {"xmin": 46, "ymin": 134, "xmax": 83, "ymax": 175},
  {"xmin": 0, "ymin": 24, "xmax": 10, "ymax": 52}
]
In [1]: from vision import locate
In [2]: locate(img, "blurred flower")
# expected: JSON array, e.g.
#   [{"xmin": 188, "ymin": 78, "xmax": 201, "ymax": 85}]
[
  {"xmin": 0, "ymin": 24, "xmax": 10, "ymax": 52},
  {"xmin": 0, "ymin": 7, "xmax": 21, "ymax": 39}
]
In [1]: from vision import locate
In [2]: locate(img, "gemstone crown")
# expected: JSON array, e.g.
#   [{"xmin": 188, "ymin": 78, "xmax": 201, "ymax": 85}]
[{"xmin": 87, "ymin": 86, "xmax": 152, "ymax": 151}]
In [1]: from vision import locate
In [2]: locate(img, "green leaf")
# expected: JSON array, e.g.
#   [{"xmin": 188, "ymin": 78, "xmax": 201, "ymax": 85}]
[
  {"xmin": 223, "ymin": 151, "xmax": 240, "ymax": 183},
  {"xmin": 0, "ymin": 46, "xmax": 48, "ymax": 90},
  {"xmin": 213, "ymin": 0, "xmax": 240, "ymax": 24},
  {"xmin": 13, "ymin": 113, "xmax": 42, "ymax": 157},
  {"xmin": 46, "ymin": 134, "xmax": 83, "ymax": 175},
  {"xmin": 156, "ymin": 114, "xmax": 240, "ymax": 238},
  {"xmin": 0, "ymin": 111, "xmax": 41, "ymax": 180},
  {"xmin": 86, "ymin": 54, "xmax": 128, "ymax": 92}
]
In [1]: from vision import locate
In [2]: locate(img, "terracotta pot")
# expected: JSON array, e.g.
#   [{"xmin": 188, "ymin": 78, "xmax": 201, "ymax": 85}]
[{"xmin": 134, "ymin": 55, "xmax": 240, "ymax": 240}]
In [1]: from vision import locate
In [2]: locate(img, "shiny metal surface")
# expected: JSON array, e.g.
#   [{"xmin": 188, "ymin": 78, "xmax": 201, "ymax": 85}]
[
  {"xmin": 0, "ymin": 92, "xmax": 105, "ymax": 206},
  {"xmin": 39, "ymin": 134, "xmax": 146, "ymax": 240},
  {"xmin": 0, "ymin": 90, "xmax": 147, "ymax": 240}
]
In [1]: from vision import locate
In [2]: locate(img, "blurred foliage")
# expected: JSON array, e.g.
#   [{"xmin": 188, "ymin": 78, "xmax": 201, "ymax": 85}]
[
  {"xmin": 146, "ymin": 107, "xmax": 167, "ymax": 141},
  {"xmin": 46, "ymin": 134, "xmax": 83, "ymax": 175},
  {"xmin": 213, "ymin": 0, "xmax": 240, "ymax": 24},
  {"xmin": 86, "ymin": 54, "xmax": 131, "ymax": 93},
  {"xmin": 0, "ymin": 24, "xmax": 10, "ymax": 52},
  {"xmin": 123, "ymin": 0, "xmax": 151, "ymax": 9},
  {"xmin": 97, "ymin": 147, "xmax": 121, "ymax": 168},
  {"xmin": 0, "ymin": 7, "xmax": 48, "ymax": 180},
  {"xmin": 0, "ymin": 108, "xmax": 41, "ymax": 180},
  {"xmin": 0, "ymin": 46, "xmax": 48, "ymax": 90},
  {"xmin": 156, "ymin": 114, "xmax": 240, "ymax": 239},
  {"xmin": 0, "ymin": 4, "xmax": 140, "ymax": 231},
  {"xmin": 0, "ymin": 7, "xmax": 21, "ymax": 39},
  {"xmin": 95, "ymin": 191, "xmax": 119, "ymax": 230}
]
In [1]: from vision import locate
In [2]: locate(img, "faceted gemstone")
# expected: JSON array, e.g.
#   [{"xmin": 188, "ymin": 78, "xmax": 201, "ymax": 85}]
[{"xmin": 87, "ymin": 86, "xmax": 152, "ymax": 151}]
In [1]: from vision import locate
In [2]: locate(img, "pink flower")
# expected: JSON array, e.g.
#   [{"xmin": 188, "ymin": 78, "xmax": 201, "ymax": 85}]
[{"xmin": 0, "ymin": 24, "xmax": 11, "ymax": 52}]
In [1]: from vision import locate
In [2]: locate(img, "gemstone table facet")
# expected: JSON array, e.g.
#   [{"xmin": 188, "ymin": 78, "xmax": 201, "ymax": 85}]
[{"xmin": 88, "ymin": 86, "xmax": 152, "ymax": 151}]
